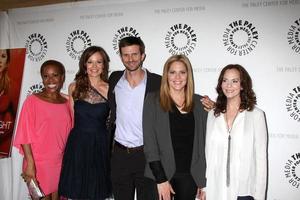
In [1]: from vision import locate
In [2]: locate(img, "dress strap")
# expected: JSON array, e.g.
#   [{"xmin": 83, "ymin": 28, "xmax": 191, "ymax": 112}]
[{"xmin": 90, "ymin": 86, "xmax": 108, "ymax": 101}]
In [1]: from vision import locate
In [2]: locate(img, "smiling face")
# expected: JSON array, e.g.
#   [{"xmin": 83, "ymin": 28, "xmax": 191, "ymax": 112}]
[
  {"xmin": 41, "ymin": 64, "xmax": 64, "ymax": 94},
  {"xmin": 86, "ymin": 52, "xmax": 104, "ymax": 79},
  {"xmin": 0, "ymin": 49, "xmax": 8, "ymax": 74},
  {"xmin": 120, "ymin": 45, "xmax": 145, "ymax": 72},
  {"xmin": 167, "ymin": 61, "xmax": 187, "ymax": 93},
  {"xmin": 221, "ymin": 68, "xmax": 242, "ymax": 101}
]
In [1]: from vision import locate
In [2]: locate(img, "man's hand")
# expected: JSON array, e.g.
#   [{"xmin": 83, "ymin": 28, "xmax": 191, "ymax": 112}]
[{"xmin": 201, "ymin": 95, "xmax": 215, "ymax": 112}]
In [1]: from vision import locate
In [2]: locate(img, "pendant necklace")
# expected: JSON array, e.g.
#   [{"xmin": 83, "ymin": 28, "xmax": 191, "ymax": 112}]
[
  {"xmin": 225, "ymin": 109, "xmax": 239, "ymax": 187},
  {"xmin": 174, "ymin": 101, "xmax": 185, "ymax": 109}
]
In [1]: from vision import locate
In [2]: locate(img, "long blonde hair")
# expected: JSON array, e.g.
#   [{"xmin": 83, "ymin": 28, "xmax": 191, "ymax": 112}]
[{"xmin": 159, "ymin": 54, "xmax": 194, "ymax": 112}]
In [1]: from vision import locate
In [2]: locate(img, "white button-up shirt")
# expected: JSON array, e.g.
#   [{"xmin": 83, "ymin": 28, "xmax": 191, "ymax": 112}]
[{"xmin": 114, "ymin": 70, "xmax": 147, "ymax": 148}]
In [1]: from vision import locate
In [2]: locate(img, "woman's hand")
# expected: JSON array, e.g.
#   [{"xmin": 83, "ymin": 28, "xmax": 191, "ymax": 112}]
[
  {"xmin": 157, "ymin": 181, "xmax": 175, "ymax": 200},
  {"xmin": 21, "ymin": 144, "xmax": 36, "ymax": 183},
  {"xmin": 196, "ymin": 187, "xmax": 206, "ymax": 200},
  {"xmin": 22, "ymin": 161, "xmax": 36, "ymax": 183},
  {"xmin": 201, "ymin": 95, "xmax": 215, "ymax": 112}
]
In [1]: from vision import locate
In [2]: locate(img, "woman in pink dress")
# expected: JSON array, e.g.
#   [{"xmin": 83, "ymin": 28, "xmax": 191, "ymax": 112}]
[{"xmin": 14, "ymin": 60, "xmax": 72, "ymax": 200}]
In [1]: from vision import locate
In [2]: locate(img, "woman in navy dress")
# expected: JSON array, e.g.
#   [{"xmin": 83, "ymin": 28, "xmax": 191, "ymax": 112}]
[{"xmin": 59, "ymin": 46, "xmax": 112, "ymax": 200}]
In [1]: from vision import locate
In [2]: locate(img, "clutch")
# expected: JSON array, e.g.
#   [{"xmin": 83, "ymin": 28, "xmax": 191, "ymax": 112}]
[{"xmin": 27, "ymin": 179, "xmax": 45, "ymax": 200}]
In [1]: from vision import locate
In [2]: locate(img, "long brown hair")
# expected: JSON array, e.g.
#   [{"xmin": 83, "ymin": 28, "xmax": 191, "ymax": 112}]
[
  {"xmin": 214, "ymin": 64, "xmax": 256, "ymax": 116},
  {"xmin": 0, "ymin": 49, "xmax": 10, "ymax": 94},
  {"xmin": 73, "ymin": 46, "xmax": 110, "ymax": 100},
  {"xmin": 160, "ymin": 54, "xmax": 194, "ymax": 112}
]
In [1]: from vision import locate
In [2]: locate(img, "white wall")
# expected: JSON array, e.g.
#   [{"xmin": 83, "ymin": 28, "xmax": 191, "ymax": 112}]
[{"xmin": 0, "ymin": 0, "xmax": 299, "ymax": 199}]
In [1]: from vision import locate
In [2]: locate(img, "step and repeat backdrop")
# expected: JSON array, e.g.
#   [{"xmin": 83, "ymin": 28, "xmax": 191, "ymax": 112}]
[{"xmin": 0, "ymin": 0, "xmax": 299, "ymax": 199}]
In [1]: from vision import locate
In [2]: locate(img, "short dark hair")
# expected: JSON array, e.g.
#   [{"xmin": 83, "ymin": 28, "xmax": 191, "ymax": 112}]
[
  {"xmin": 40, "ymin": 60, "xmax": 65, "ymax": 76},
  {"xmin": 118, "ymin": 36, "xmax": 145, "ymax": 55},
  {"xmin": 214, "ymin": 64, "xmax": 257, "ymax": 116}
]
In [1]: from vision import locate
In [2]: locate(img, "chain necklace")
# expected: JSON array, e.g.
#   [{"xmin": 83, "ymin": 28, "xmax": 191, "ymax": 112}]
[{"xmin": 225, "ymin": 109, "xmax": 239, "ymax": 187}]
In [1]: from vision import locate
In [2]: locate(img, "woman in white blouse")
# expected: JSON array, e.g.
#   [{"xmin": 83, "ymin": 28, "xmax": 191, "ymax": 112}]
[{"xmin": 205, "ymin": 64, "xmax": 267, "ymax": 200}]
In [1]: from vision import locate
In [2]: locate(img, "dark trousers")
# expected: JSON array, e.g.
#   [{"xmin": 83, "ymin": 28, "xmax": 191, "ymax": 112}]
[
  {"xmin": 169, "ymin": 173, "xmax": 197, "ymax": 200},
  {"xmin": 237, "ymin": 196, "xmax": 254, "ymax": 200},
  {"xmin": 111, "ymin": 144, "xmax": 158, "ymax": 200}
]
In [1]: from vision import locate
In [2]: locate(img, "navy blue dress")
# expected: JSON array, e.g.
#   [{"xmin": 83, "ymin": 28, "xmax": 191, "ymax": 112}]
[{"xmin": 59, "ymin": 88, "xmax": 112, "ymax": 200}]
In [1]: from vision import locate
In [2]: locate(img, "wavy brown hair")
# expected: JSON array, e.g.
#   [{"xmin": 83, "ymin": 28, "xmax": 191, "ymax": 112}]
[
  {"xmin": 73, "ymin": 46, "xmax": 110, "ymax": 100},
  {"xmin": 160, "ymin": 54, "xmax": 194, "ymax": 113},
  {"xmin": 0, "ymin": 49, "xmax": 10, "ymax": 94},
  {"xmin": 214, "ymin": 64, "xmax": 256, "ymax": 116}
]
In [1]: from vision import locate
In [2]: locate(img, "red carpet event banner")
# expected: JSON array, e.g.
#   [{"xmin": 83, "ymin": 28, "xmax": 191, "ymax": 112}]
[{"xmin": 0, "ymin": 48, "xmax": 26, "ymax": 158}]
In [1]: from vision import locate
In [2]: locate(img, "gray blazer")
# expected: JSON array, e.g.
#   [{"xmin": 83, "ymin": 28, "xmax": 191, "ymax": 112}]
[{"xmin": 143, "ymin": 92, "xmax": 207, "ymax": 188}]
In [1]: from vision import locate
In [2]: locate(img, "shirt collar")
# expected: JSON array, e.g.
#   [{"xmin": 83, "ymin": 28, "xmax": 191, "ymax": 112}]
[{"xmin": 121, "ymin": 67, "xmax": 147, "ymax": 85}]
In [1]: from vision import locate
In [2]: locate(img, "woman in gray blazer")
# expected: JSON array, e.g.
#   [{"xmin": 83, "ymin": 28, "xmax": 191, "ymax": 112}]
[{"xmin": 143, "ymin": 55, "xmax": 207, "ymax": 200}]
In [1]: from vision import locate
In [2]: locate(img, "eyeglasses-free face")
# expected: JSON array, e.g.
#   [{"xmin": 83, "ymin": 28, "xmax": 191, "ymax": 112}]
[
  {"xmin": 221, "ymin": 68, "xmax": 242, "ymax": 100},
  {"xmin": 167, "ymin": 61, "xmax": 188, "ymax": 93}
]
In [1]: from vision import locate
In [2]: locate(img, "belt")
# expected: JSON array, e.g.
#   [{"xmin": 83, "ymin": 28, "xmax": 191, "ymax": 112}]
[{"xmin": 113, "ymin": 140, "xmax": 143, "ymax": 153}]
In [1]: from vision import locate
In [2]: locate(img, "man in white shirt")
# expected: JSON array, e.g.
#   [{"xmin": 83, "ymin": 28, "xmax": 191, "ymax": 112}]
[{"xmin": 108, "ymin": 36, "xmax": 161, "ymax": 200}]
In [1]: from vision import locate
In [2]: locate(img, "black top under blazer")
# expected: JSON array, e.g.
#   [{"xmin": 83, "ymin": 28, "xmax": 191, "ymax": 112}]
[{"xmin": 143, "ymin": 92, "xmax": 207, "ymax": 188}]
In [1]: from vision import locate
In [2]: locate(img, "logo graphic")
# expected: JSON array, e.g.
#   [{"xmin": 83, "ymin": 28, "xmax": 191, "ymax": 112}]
[
  {"xmin": 25, "ymin": 33, "xmax": 48, "ymax": 62},
  {"xmin": 27, "ymin": 83, "xmax": 44, "ymax": 96},
  {"xmin": 223, "ymin": 20, "xmax": 259, "ymax": 56},
  {"xmin": 112, "ymin": 26, "xmax": 141, "ymax": 55},
  {"xmin": 287, "ymin": 18, "xmax": 300, "ymax": 54},
  {"xmin": 0, "ymin": 121, "xmax": 12, "ymax": 136},
  {"xmin": 284, "ymin": 153, "xmax": 300, "ymax": 188},
  {"xmin": 286, "ymin": 86, "xmax": 300, "ymax": 122},
  {"xmin": 165, "ymin": 23, "xmax": 197, "ymax": 56},
  {"xmin": 66, "ymin": 30, "xmax": 92, "ymax": 60}
]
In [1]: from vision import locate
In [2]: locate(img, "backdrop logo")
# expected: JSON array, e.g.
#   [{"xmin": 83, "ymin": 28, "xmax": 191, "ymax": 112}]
[
  {"xmin": 286, "ymin": 86, "xmax": 300, "ymax": 122},
  {"xmin": 27, "ymin": 83, "xmax": 44, "ymax": 96},
  {"xmin": 25, "ymin": 33, "xmax": 48, "ymax": 62},
  {"xmin": 165, "ymin": 23, "xmax": 197, "ymax": 56},
  {"xmin": 284, "ymin": 153, "xmax": 300, "ymax": 188},
  {"xmin": 112, "ymin": 26, "xmax": 140, "ymax": 55},
  {"xmin": 287, "ymin": 18, "xmax": 300, "ymax": 54},
  {"xmin": 66, "ymin": 30, "xmax": 92, "ymax": 60},
  {"xmin": 223, "ymin": 20, "xmax": 259, "ymax": 56}
]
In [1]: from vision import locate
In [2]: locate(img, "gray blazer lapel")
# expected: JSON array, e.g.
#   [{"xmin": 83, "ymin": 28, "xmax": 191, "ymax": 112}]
[{"xmin": 156, "ymin": 106, "xmax": 176, "ymax": 177}]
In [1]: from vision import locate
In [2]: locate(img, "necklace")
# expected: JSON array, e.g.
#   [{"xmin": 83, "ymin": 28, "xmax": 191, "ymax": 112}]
[
  {"xmin": 174, "ymin": 100, "xmax": 185, "ymax": 108},
  {"xmin": 225, "ymin": 110, "xmax": 239, "ymax": 133},
  {"xmin": 225, "ymin": 108, "xmax": 239, "ymax": 187}
]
